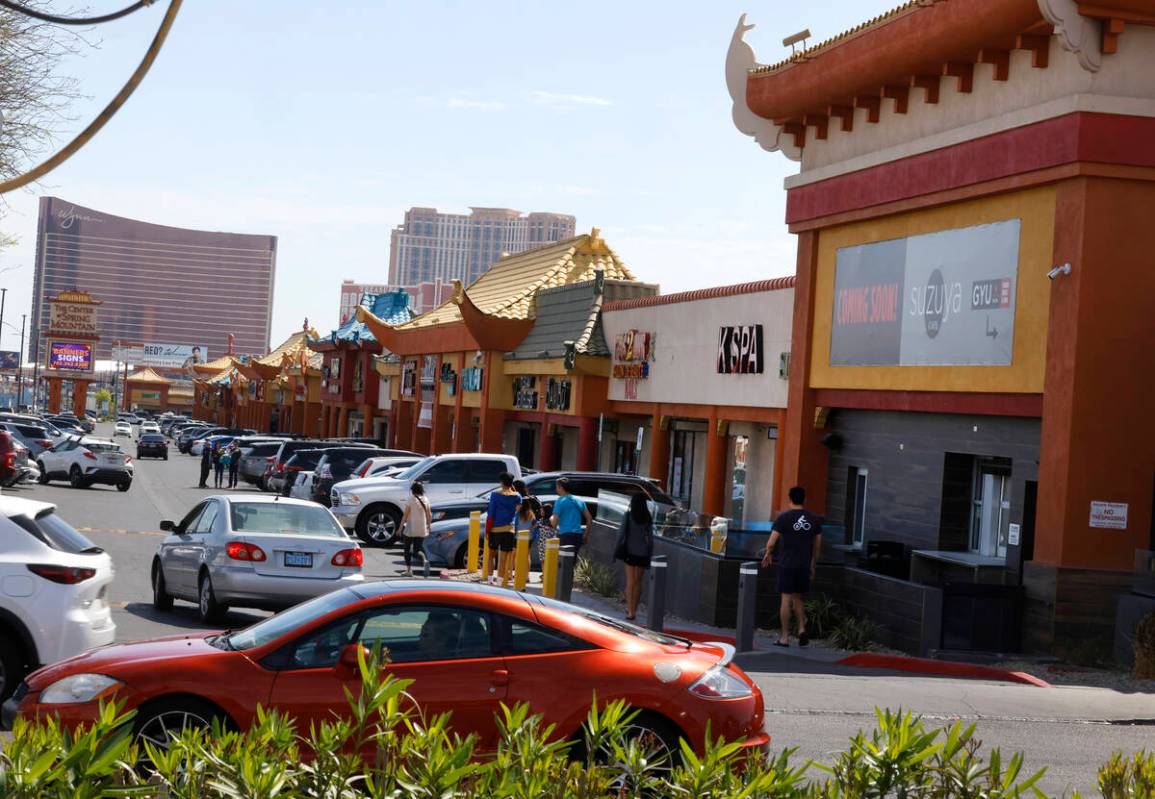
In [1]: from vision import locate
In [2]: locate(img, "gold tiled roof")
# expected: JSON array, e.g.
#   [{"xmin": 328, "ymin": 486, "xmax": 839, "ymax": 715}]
[
  {"xmin": 256, "ymin": 329, "xmax": 318, "ymax": 367},
  {"xmin": 125, "ymin": 367, "xmax": 172, "ymax": 384},
  {"xmin": 395, "ymin": 229, "xmax": 634, "ymax": 329}
]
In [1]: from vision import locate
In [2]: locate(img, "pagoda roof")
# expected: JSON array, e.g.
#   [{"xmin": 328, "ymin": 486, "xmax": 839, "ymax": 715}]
[
  {"xmin": 125, "ymin": 367, "xmax": 173, "ymax": 384},
  {"xmin": 192, "ymin": 355, "xmax": 234, "ymax": 377},
  {"xmin": 359, "ymin": 229, "xmax": 636, "ymax": 355},
  {"xmin": 313, "ymin": 290, "xmax": 414, "ymax": 351}
]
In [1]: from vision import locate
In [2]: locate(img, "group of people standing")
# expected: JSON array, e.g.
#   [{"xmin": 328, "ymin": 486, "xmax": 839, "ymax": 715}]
[{"xmin": 198, "ymin": 440, "xmax": 241, "ymax": 489}]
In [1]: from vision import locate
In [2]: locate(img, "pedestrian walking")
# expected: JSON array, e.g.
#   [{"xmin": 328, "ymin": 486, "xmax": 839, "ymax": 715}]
[
  {"xmin": 614, "ymin": 493, "xmax": 654, "ymax": 621},
  {"xmin": 227, "ymin": 444, "xmax": 241, "ymax": 488},
  {"xmin": 398, "ymin": 481, "xmax": 432, "ymax": 577},
  {"xmin": 198, "ymin": 441, "xmax": 212, "ymax": 488},
  {"xmin": 761, "ymin": 485, "xmax": 823, "ymax": 647},
  {"xmin": 212, "ymin": 445, "xmax": 225, "ymax": 489},
  {"xmin": 486, "ymin": 472, "xmax": 521, "ymax": 587},
  {"xmin": 550, "ymin": 477, "xmax": 592, "ymax": 557}
]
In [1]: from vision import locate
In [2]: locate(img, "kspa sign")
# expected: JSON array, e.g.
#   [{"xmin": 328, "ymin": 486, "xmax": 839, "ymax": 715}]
[
  {"xmin": 49, "ymin": 341, "xmax": 94, "ymax": 371},
  {"xmin": 830, "ymin": 219, "xmax": 1020, "ymax": 366},
  {"xmin": 142, "ymin": 343, "xmax": 209, "ymax": 369},
  {"xmin": 717, "ymin": 324, "xmax": 764, "ymax": 374}
]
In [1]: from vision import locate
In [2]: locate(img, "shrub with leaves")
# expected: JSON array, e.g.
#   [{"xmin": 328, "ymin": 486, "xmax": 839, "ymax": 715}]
[
  {"xmin": 1132, "ymin": 611, "xmax": 1155, "ymax": 680},
  {"xmin": 804, "ymin": 593, "xmax": 844, "ymax": 639},
  {"xmin": 830, "ymin": 613, "xmax": 877, "ymax": 651},
  {"xmin": 575, "ymin": 555, "xmax": 620, "ymax": 598},
  {"xmin": 1, "ymin": 646, "xmax": 1150, "ymax": 798}
]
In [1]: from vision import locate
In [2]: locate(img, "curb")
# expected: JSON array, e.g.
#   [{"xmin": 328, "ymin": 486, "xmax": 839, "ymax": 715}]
[{"xmin": 837, "ymin": 653, "xmax": 1052, "ymax": 687}]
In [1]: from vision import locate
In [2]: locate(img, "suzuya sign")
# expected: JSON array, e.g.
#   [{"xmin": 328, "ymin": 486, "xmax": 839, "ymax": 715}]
[{"xmin": 717, "ymin": 324, "xmax": 764, "ymax": 374}]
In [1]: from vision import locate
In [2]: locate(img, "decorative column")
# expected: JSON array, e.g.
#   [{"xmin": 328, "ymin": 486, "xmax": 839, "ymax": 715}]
[
  {"xmin": 72, "ymin": 379, "xmax": 90, "ymax": 417},
  {"xmin": 47, "ymin": 378, "xmax": 62, "ymax": 414},
  {"xmin": 702, "ymin": 413, "xmax": 728, "ymax": 518},
  {"xmin": 576, "ymin": 417, "xmax": 598, "ymax": 471}
]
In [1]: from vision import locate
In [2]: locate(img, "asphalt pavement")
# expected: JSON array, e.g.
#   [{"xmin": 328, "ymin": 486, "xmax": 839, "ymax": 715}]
[{"xmin": 4, "ymin": 422, "xmax": 1152, "ymax": 795}]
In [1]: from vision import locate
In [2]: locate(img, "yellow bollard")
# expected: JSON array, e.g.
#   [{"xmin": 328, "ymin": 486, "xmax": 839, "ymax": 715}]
[
  {"xmin": 467, "ymin": 511, "xmax": 481, "ymax": 574},
  {"xmin": 541, "ymin": 537, "xmax": 559, "ymax": 598},
  {"xmin": 514, "ymin": 529, "xmax": 531, "ymax": 591}
]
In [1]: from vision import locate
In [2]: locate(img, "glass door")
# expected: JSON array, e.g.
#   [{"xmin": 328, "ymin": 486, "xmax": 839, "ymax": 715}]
[{"xmin": 970, "ymin": 460, "xmax": 1010, "ymax": 558}]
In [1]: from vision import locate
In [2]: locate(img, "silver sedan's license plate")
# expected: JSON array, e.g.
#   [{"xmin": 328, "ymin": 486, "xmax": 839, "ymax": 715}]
[{"xmin": 284, "ymin": 552, "xmax": 313, "ymax": 568}]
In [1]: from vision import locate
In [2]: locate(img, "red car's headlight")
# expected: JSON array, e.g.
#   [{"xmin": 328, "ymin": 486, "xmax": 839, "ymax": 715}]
[{"xmin": 688, "ymin": 665, "xmax": 753, "ymax": 699}]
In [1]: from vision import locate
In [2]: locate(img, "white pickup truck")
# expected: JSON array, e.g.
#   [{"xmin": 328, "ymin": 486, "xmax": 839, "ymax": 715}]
[{"xmin": 330, "ymin": 453, "xmax": 522, "ymax": 546}]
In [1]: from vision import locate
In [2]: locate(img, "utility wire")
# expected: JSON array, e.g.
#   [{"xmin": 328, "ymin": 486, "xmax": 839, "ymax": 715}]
[
  {"xmin": 0, "ymin": 0, "xmax": 181, "ymax": 194},
  {"xmin": 0, "ymin": 0, "xmax": 155, "ymax": 26}
]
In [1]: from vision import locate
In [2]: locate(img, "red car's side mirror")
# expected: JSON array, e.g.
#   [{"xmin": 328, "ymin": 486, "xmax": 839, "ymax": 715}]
[{"xmin": 338, "ymin": 643, "xmax": 370, "ymax": 670}]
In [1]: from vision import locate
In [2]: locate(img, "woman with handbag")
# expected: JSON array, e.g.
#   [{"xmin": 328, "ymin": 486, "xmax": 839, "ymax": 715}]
[
  {"xmin": 614, "ymin": 493, "xmax": 655, "ymax": 621},
  {"xmin": 399, "ymin": 481, "xmax": 433, "ymax": 577}
]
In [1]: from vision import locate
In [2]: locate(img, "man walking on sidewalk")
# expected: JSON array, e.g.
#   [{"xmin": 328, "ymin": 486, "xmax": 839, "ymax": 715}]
[
  {"xmin": 198, "ymin": 441, "xmax": 212, "ymax": 488},
  {"xmin": 761, "ymin": 485, "xmax": 822, "ymax": 647}
]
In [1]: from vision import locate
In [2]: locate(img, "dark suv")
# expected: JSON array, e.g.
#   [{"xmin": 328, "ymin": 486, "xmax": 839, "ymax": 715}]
[
  {"xmin": 310, "ymin": 447, "xmax": 410, "ymax": 506},
  {"xmin": 266, "ymin": 440, "xmax": 377, "ymax": 493}
]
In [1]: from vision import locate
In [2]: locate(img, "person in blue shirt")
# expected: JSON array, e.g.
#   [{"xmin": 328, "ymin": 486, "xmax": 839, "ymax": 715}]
[
  {"xmin": 486, "ymin": 472, "xmax": 521, "ymax": 586},
  {"xmin": 549, "ymin": 477, "xmax": 592, "ymax": 556}
]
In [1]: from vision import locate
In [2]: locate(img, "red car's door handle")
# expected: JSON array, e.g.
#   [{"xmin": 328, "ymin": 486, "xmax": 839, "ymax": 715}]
[{"xmin": 489, "ymin": 669, "xmax": 509, "ymax": 693}]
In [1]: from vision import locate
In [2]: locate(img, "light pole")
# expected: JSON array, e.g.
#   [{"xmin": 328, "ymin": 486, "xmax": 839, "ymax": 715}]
[{"xmin": 16, "ymin": 314, "xmax": 25, "ymax": 409}]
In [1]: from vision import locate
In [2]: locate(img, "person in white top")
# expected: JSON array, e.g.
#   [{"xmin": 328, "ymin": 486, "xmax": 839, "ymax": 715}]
[{"xmin": 399, "ymin": 482, "xmax": 433, "ymax": 577}]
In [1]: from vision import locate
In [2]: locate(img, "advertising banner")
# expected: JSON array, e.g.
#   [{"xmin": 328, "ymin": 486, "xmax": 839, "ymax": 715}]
[
  {"xmin": 831, "ymin": 219, "xmax": 1021, "ymax": 366},
  {"xmin": 142, "ymin": 343, "xmax": 209, "ymax": 369},
  {"xmin": 111, "ymin": 344, "xmax": 144, "ymax": 365},
  {"xmin": 0, "ymin": 351, "xmax": 18, "ymax": 370},
  {"xmin": 49, "ymin": 341, "xmax": 94, "ymax": 371}
]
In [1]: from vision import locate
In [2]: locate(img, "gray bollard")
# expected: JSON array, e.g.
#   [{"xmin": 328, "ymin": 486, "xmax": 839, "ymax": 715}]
[
  {"xmin": 735, "ymin": 560, "xmax": 760, "ymax": 652},
  {"xmin": 557, "ymin": 545, "xmax": 576, "ymax": 602},
  {"xmin": 422, "ymin": 551, "xmax": 431, "ymax": 579},
  {"xmin": 647, "ymin": 555, "xmax": 667, "ymax": 631}
]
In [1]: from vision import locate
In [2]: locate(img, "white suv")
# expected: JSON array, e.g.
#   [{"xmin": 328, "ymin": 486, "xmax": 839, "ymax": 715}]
[
  {"xmin": 0, "ymin": 496, "xmax": 116, "ymax": 704},
  {"xmin": 38, "ymin": 437, "xmax": 134, "ymax": 491},
  {"xmin": 330, "ymin": 453, "xmax": 522, "ymax": 546}
]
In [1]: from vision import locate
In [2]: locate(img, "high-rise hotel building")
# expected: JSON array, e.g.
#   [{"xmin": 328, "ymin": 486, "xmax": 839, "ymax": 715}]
[
  {"xmin": 31, "ymin": 197, "xmax": 277, "ymax": 361},
  {"xmin": 388, "ymin": 207, "xmax": 575, "ymax": 286}
]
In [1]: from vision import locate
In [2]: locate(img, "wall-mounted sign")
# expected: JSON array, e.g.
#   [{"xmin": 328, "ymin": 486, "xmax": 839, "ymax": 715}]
[
  {"xmin": 545, "ymin": 378, "xmax": 572, "ymax": 411},
  {"xmin": 1007, "ymin": 523, "xmax": 1021, "ymax": 546},
  {"xmin": 401, "ymin": 360, "xmax": 417, "ymax": 397},
  {"xmin": 831, "ymin": 219, "xmax": 1020, "ymax": 366},
  {"xmin": 717, "ymin": 324, "xmax": 764, "ymax": 374},
  {"xmin": 612, "ymin": 329, "xmax": 654, "ymax": 379},
  {"xmin": 513, "ymin": 376, "xmax": 538, "ymax": 410},
  {"xmin": 0, "ymin": 351, "xmax": 18, "ymax": 370},
  {"xmin": 440, "ymin": 362, "xmax": 457, "ymax": 396},
  {"xmin": 48, "ymin": 341, "xmax": 93, "ymax": 371},
  {"xmin": 352, "ymin": 359, "xmax": 364, "ymax": 394},
  {"xmin": 1089, "ymin": 501, "xmax": 1128, "ymax": 530},
  {"xmin": 329, "ymin": 357, "xmax": 341, "ymax": 380},
  {"xmin": 142, "ymin": 343, "xmax": 209, "ymax": 369},
  {"xmin": 461, "ymin": 367, "xmax": 483, "ymax": 392},
  {"xmin": 139, "ymin": 391, "xmax": 161, "ymax": 401}
]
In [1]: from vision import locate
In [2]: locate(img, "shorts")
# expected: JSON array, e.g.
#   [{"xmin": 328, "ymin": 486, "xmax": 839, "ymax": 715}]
[
  {"xmin": 558, "ymin": 532, "xmax": 584, "ymax": 556},
  {"xmin": 623, "ymin": 554, "xmax": 651, "ymax": 569},
  {"xmin": 489, "ymin": 531, "xmax": 515, "ymax": 553},
  {"xmin": 777, "ymin": 566, "xmax": 811, "ymax": 595}
]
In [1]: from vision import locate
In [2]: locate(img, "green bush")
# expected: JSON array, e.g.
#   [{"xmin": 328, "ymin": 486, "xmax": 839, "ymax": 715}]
[
  {"xmin": 1133, "ymin": 611, "xmax": 1155, "ymax": 680},
  {"xmin": 830, "ymin": 614, "xmax": 877, "ymax": 651},
  {"xmin": 574, "ymin": 555, "xmax": 620, "ymax": 598},
  {"xmin": 803, "ymin": 594, "xmax": 843, "ymax": 640},
  {"xmin": 0, "ymin": 647, "xmax": 1147, "ymax": 798}
]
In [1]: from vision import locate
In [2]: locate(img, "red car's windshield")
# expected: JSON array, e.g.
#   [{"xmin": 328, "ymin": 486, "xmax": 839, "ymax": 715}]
[{"xmin": 224, "ymin": 589, "xmax": 357, "ymax": 650}]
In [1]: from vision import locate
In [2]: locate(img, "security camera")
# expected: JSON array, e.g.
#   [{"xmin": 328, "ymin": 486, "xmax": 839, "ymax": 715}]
[{"xmin": 1047, "ymin": 263, "xmax": 1071, "ymax": 280}]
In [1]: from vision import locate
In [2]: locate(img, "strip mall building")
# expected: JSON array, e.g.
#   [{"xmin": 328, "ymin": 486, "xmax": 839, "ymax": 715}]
[{"xmin": 728, "ymin": 0, "xmax": 1155, "ymax": 653}]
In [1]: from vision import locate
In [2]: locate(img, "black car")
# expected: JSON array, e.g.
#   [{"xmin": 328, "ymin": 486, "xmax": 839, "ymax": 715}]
[
  {"xmin": 137, "ymin": 433, "xmax": 168, "ymax": 460},
  {"xmin": 278, "ymin": 448, "xmax": 331, "ymax": 497},
  {"xmin": 310, "ymin": 446, "xmax": 404, "ymax": 506},
  {"xmin": 266, "ymin": 439, "xmax": 378, "ymax": 493}
]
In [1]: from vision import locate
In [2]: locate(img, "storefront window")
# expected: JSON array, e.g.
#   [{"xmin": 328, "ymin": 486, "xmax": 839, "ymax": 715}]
[
  {"xmin": 730, "ymin": 435, "xmax": 749, "ymax": 524},
  {"xmin": 668, "ymin": 429, "xmax": 698, "ymax": 504}
]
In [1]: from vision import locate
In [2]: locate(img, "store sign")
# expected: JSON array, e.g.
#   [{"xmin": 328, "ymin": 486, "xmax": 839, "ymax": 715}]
[
  {"xmin": 401, "ymin": 361, "xmax": 417, "ymax": 396},
  {"xmin": 139, "ymin": 391, "xmax": 161, "ymax": 401},
  {"xmin": 717, "ymin": 324, "xmax": 764, "ymax": 374},
  {"xmin": 513, "ymin": 376, "xmax": 538, "ymax": 410},
  {"xmin": 49, "ymin": 341, "xmax": 94, "ymax": 371},
  {"xmin": 612, "ymin": 329, "xmax": 654, "ymax": 379},
  {"xmin": 1089, "ymin": 501, "xmax": 1128, "ymax": 530},
  {"xmin": 440, "ymin": 362, "xmax": 457, "ymax": 396},
  {"xmin": 545, "ymin": 378, "xmax": 572, "ymax": 411},
  {"xmin": 830, "ymin": 219, "xmax": 1020, "ymax": 366},
  {"xmin": 461, "ymin": 367, "xmax": 483, "ymax": 392},
  {"xmin": 142, "ymin": 343, "xmax": 209, "ymax": 369},
  {"xmin": 0, "ymin": 351, "xmax": 18, "ymax": 369},
  {"xmin": 49, "ymin": 297, "xmax": 99, "ymax": 336}
]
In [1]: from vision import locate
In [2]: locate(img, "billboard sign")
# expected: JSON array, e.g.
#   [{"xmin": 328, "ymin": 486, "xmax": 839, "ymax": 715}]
[
  {"xmin": 49, "ymin": 341, "xmax": 94, "ymax": 371},
  {"xmin": 830, "ymin": 219, "xmax": 1021, "ymax": 366},
  {"xmin": 0, "ymin": 351, "xmax": 18, "ymax": 370},
  {"xmin": 142, "ymin": 343, "xmax": 208, "ymax": 369},
  {"xmin": 48, "ymin": 294, "xmax": 99, "ymax": 336},
  {"xmin": 111, "ymin": 344, "xmax": 144, "ymax": 365}
]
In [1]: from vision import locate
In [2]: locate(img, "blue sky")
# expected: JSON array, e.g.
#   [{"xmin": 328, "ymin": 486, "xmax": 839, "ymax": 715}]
[{"xmin": 0, "ymin": 0, "xmax": 898, "ymax": 351}]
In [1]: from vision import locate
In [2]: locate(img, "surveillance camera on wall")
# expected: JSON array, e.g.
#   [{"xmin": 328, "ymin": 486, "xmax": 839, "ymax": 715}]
[{"xmin": 1047, "ymin": 263, "xmax": 1072, "ymax": 280}]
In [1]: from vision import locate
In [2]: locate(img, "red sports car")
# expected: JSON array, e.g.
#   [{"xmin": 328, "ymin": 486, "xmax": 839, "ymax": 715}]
[{"xmin": 3, "ymin": 581, "xmax": 768, "ymax": 757}]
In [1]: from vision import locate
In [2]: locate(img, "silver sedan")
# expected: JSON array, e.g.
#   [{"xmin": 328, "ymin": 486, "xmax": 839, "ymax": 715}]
[{"xmin": 150, "ymin": 495, "xmax": 364, "ymax": 623}]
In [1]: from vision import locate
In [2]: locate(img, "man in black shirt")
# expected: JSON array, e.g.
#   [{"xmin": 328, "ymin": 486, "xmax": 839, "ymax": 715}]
[{"xmin": 761, "ymin": 485, "xmax": 822, "ymax": 647}]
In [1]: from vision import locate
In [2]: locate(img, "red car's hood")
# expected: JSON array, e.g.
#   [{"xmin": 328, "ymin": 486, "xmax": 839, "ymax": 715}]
[{"xmin": 26, "ymin": 632, "xmax": 226, "ymax": 689}]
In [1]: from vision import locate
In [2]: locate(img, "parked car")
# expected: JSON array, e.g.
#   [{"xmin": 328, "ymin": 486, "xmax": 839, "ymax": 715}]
[
  {"xmin": 0, "ymin": 421, "xmax": 56, "ymax": 459},
  {"xmin": 0, "ymin": 496, "xmax": 116, "ymax": 704},
  {"xmin": 136, "ymin": 433, "xmax": 169, "ymax": 460},
  {"xmin": 178, "ymin": 426, "xmax": 224, "ymax": 453},
  {"xmin": 139, "ymin": 421, "xmax": 161, "ymax": 436},
  {"xmin": 113, "ymin": 421, "xmax": 132, "ymax": 437},
  {"xmin": 238, "ymin": 441, "xmax": 283, "ymax": 489},
  {"xmin": 49, "ymin": 413, "xmax": 93, "ymax": 434},
  {"xmin": 278, "ymin": 449, "xmax": 328, "ymax": 498},
  {"xmin": 0, "ymin": 432, "xmax": 22, "ymax": 487},
  {"xmin": 330, "ymin": 453, "xmax": 522, "ymax": 546},
  {"xmin": 3, "ymin": 582, "xmax": 768, "ymax": 760},
  {"xmin": 191, "ymin": 434, "xmax": 237, "ymax": 457},
  {"xmin": 265, "ymin": 440, "xmax": 377, "ymax": 494},
  {"xmin": 310, "ymin": 447, "xmax": 403, "ymax": 506},
  {"xmin": 150, "ymin": 495, "xmax": 364, "ymax": 623},
  {"xmin": 38, "ymin": 437, "xmax": 134, "ymax": 491},
  {"xmin": 349, "ymin": 455, "xmax": 424, "ymax": 481},
  {"xmin": 45, "ymin": 418, "xmax": 86, "ymax": 436}
]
